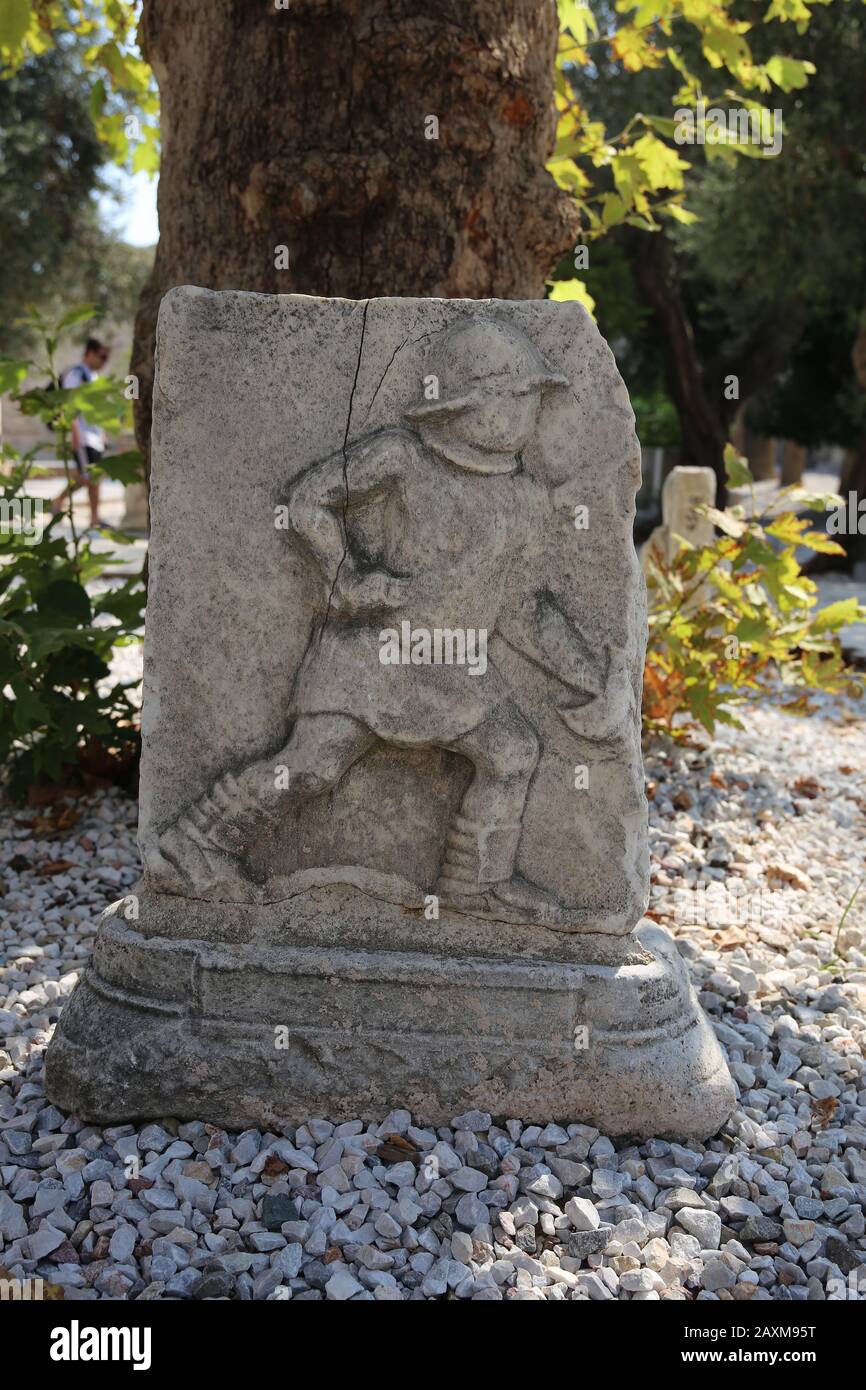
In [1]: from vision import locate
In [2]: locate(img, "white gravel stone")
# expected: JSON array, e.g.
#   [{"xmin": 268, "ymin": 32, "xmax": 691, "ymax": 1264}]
[
  {"xmin": 450, "ymin": 1166, "xmax": 488, "ymax": 1193},
  {"xmin": 108, "ymin": 1224, "xmax": 137, "ymax": 1262},
  {"xmin": 675, "ymin": 1208, "xmax": 722, "ymax": 1249},
  {"xmin": 325, "ymin": 1266, "xmax": 364, "ymax": 1300},
  {"xmin": 565, "ymin": 1196, "xmax": 602, "ymax": 1232},
  {"xmin": 0, "ymin": 1191, "xmax": 28, "ymax": 1240},
  {"xmin": 27, "ymin": 1224, "xmax": 66, "ymax": 1259},
  {"xmin": 1, "ymin": 699, "xmax": 863, "ymax": 1301}
]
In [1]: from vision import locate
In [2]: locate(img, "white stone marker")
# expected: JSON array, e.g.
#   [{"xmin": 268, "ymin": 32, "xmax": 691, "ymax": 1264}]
[
  {"xmin": 642, "ymin": 464, "xmax": 717, "ymax": 575},
  {"xmin": 47, "ymin": 289, "xmax": 734, "ymax": 1137}
]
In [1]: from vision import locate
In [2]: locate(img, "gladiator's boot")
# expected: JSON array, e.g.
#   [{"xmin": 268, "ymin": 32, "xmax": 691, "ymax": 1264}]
[
  {"xmin": 146, "ymin": 767, "xmax": 278, "ymax": 899},
  {"xmin": 436, "ymin": 814, "xmax": 565, "ymax": 927}
]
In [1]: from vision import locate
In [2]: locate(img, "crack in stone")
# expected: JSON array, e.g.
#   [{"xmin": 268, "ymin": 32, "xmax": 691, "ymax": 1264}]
[
  {"xmin": 364, "ymin": 331, "xmax": 411, "ymax": 424},
  {"xmin": 318, "ymin": 299, "xmax": 370, "ymax": 643}
]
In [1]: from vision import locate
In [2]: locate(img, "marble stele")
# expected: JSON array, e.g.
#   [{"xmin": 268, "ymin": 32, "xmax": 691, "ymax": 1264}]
[{"xmin": 47, "ymin": 289, "xmax": 735, "ymax": 1138}]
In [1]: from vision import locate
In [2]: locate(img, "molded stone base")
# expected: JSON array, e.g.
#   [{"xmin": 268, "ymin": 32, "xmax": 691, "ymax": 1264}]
[{"xmin": 46, "ymin": 888, "xmax": 734, "ymax": 1140}]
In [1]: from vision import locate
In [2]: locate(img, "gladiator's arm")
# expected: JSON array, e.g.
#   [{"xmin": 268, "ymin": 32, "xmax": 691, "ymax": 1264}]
[
  {"xmin": 287, "ymin": 429, "xmax": 408, "ymax": 587},
  {"xmin": 500, "ymin": 592, "xmax": 633, "ymax": 741},
  {"xmin": 499, "ymin": 590, "xmax": 606, "ymax": 699}
]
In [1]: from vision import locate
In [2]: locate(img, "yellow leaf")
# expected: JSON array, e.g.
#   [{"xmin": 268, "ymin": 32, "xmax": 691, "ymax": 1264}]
[
  {"xmin": 664, "ymin": 201, "xmax": 698, "ymax": 224},
  {"xmin": 131, "ymin": 124, "xmax": 160, "ymax": 177},
  {"xmin": 547, "ymin": 156, "xmax": 590, "ymax": 192},
  {"xmin": 801, "ymin": 532, "xmax": 847, "ymax": 557},
  {"xmin": 813, "ymin": 598, "xmax": 862, "ymax": 632},
  {"xmin": 764, "ymin": 0, "xmax": 813, "ymax": 27},
  {"xmin": 612, "ymin": 151, "xmax": 644, "ymax": 203},
  {"xmin": 610, "ymin": 25, "xmax": 664, "ymax": 72},
  {"xmin": 766, "ymin": 515, "xmax": 807, "ymax": 545},
  {"xmin": 764, "ymin": 54, "xmax": 816, "ymax": 90},
  {"xmin": 632, "ymin": 131, "xmax": 690, "ymax": 190},
  {"xmin": 557, "ymin": 0, "xmax": 599, "ymax": 43},
  {"xmin": 557, "ymin": 34, "xmax": 590, "ymax": 66},
  {"xmin": 0, "ymin": 0, "xmax": 30, "ymax": 57},
  {"xmin": 700, "ymin": 20, "xmax": 752, "ymax": 76},
  {"xmin": 548, "ymin": 278, "xmax": 597, "ymax": 317}
]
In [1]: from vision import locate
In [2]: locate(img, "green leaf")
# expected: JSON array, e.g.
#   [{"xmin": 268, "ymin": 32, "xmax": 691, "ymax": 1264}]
[
  {"xmin": 89, "ymin": 450, "xmax": 144, "ymax": 485},
  {"xmin": 779, "ymin": 487, "xmax": 843, "ymax": 512},
  {"xmin": 64, "ymin": 376, "xmax": 131, "ymax": 430},
  {"xmin": 0, "ymin": 358, "xmax": 28, "ymax": 393},
  {"xmin": 55, "ymin": 304, "xmax": 98, "ymax": 332},
  {"xmin": 643, "ymin": 115, "xmax": 678, "ymax": 139},
  {"xmin": 9, "ymin": 677, "xmax": 50, "ymax": 734},
  {"xmin": 685, "ymin": 684, "xmax": 718, "ymax": 735},
  {"xmin": 24, "ymin": 625, "xmax": 107, "ymax": 662},
  {"xmin": 701, "ymin": 22, "xmax": 751, "ymax": 76},
  {"xmin": 36, "ymin": 580, "xmax": 92, "ymax": 627},
  {"xmin": 94, "ymin": 581, "xmax": 146, "ymax": 628},
  {"xmin": 21, "ymin": 376, "xmax": 131, "ymax": 432},
  {"xmin": 724, "ymin": 444, "xmax": 753, "ymax": 489},
  {"xmin": 89, "ymin": 77, "xmax": 107, "ymax": 123},
  {"xmin": 601, "ymin": 193, "xmax": 628, "ymax": 228},
  {"xmin": 548, "ymin": 155, "xmax": 589, "ymax": 191},
  {"xmin": 735, "ymin": 615, "xmax": 769, "ymax": 643}
]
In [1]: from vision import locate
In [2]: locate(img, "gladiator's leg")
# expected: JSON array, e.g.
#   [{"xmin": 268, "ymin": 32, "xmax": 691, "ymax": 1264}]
[
  {"xmin": 148, "ymin": 714, "xmax": 374, "ymax": 895},
  {"xmin": 437, "ymin": 704, "xmax": 539, "ymax": 898}
]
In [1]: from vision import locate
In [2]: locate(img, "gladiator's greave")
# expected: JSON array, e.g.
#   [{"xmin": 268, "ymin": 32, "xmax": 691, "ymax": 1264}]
[{"xmin": 436, "ymin": 814, "xmax": 523, "ymax": 896}]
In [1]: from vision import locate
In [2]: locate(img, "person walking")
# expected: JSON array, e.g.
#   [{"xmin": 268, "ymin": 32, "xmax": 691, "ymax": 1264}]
[{"xmin": 51, "ymin": 337, "xmax": 110, "ymax": 529}]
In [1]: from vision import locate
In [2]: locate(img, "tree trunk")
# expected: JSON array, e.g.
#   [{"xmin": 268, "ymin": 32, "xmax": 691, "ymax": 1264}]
[
  {"xmin": 131, "ymin": 0, "xmax": 579, "ymax": 462},
  {"xmin": 626, "ymin": 230, "xmax": 728, "ymax": 502},
  {"xmin": 835, "ymin": 319, "xmax": 866, "ymax": 569},
  {"xmin": 836, "ymin": 441, "xmax": 866, "ymax": 571}
]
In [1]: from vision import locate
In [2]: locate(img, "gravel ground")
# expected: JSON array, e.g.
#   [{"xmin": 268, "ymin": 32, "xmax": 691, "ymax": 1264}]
[{"xmin": 1, "ymin": 699, "xmax": 865, "ymax": 1301}]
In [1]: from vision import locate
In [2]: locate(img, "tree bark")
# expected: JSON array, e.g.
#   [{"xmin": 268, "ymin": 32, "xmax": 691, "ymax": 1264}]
[
  {"xmin": 835, "ymin": 319, "xmax": 866, "ymax": 569},
  {"xmin": 626, "ymin": 229, "xmax": 728, "ymax": 502},
  {"xmin": 131, "ymin": 0, "xmax": 579, "ymax": 462}
]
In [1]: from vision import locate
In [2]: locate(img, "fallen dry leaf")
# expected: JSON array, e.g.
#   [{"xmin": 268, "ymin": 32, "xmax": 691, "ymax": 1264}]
[
  {"xmin": 38, "ymin": 859, "xmax": 77, "ymax": 877},
  {"xmin": 766, "ymin": 862, "xmax": 812, "ymax": 892},
  {"xmin": 376, "ymin": 1133, "xmax": 420, "ymax": 1165},
  {"xmin": 711, "ymin": 928, "xmax": 748, "ymax": 950},
  {"xmin": 26, "ymin": 806, "xmax": 82, "ymax": 835},
  {"xmin": 812, "ymin": 1096, "xmax": 838, "ymax": 1130}
]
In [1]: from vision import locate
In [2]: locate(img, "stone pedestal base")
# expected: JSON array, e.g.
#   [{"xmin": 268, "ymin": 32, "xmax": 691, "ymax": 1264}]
[{"xmin": 46, "ymin": 888, "xmax": 734, "ymax": 1140}]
